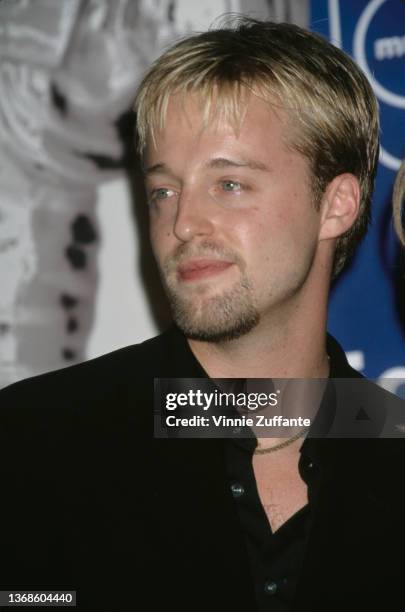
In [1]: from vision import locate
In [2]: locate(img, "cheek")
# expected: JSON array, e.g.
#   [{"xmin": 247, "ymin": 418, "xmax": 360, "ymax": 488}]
[
  {"xmin": 272, "ymin": 189, "xmax": 320, "ymax": 243},
  {"xmin": 149, "ymin": 202, "xmax": 178, "ymax": 241},
  {"xmin": 150, "ymin": 221, "xmax": 182, "ymax": 271},
  {"xmin": 232, "ymin": 213, "xmax": 274, "ymax": 266},
  {"xmin": 239, "ymin": 204, "xmax": 318, "ymax": 271},
  {"xmin": 149, "ymin": 217, "xmax": 170, "ymax": 260}
]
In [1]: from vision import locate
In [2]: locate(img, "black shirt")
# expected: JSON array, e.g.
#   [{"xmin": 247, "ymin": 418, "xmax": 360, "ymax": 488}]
[
  {"xmin": 161, "ymin": 329, "xmax": 353, "ymax": 610},
  {"xmin": 222, "ymin": 336, "xmax": 355, "ymax": 610},
  {"xmin": 226, "ymin": 436, "xmax": 314, "ymax": 610},
  {"xmin": 224, "ymin": 420, "xmax": 316, "ymax": 610}
]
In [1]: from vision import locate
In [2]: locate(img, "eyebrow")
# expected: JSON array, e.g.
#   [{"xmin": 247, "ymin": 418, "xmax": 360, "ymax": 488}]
[
  {"xmin": 205, "ymin": 157, "xmax": 270, "ymax": 172},
  {"xmin": 143, "ymin": 162, "xmax": 167, "ymax": 176},
  {"xmin": 143, "ymin": 157, "xmax": 270, "ymax": 176}
]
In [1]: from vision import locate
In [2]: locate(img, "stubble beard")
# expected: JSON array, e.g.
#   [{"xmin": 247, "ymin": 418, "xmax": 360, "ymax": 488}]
[{"xmin": 162, "ymin": 269, "xmax": 260, "ymax": 343}]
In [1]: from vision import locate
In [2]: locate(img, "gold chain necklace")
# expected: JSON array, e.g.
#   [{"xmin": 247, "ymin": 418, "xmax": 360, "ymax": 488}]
[{"xmin": 254, "ymin": 427, "xmax": 309, "ymax": 455}]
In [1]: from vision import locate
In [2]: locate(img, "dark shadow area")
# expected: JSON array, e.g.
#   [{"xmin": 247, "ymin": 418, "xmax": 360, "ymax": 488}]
[
  {"xmin": 116, "ymin": 110, "xmax": 172, "ymax": 332},
  {"xmin": 380, "ymin": 193, "xmax": 405, "ymax": 337}
]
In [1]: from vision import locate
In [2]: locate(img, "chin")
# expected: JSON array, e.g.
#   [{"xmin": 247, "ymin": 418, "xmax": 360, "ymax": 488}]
[
  {"xmin": 171, "ymin": 297, "xmax": 260, "ymax": 343},
  {"xmin": 163, "ymin": 273, "xmax": 261, "ymax": 342},
  {"xmin": 178, "ymin": 320, "xmax": 260, "ymax": 343}
]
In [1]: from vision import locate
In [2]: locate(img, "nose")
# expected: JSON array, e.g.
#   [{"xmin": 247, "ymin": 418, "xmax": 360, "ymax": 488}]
[{"xmin": 173, "ymin": 188, "xmax": 215, "ymax": 242}]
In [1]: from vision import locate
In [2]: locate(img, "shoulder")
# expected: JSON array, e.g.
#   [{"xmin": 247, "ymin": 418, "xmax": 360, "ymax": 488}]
[
  {"xmin": 312, "ymin": 377, "xmax": 405, "ymax": 475},
  {"xmin": 0, "ymin": 329, "xmax": 173, "ymax": 426},
  {"xmin": 325, "ymin": 333, "xmax": 405, "ymax": 438},
  {"xmin": 331, "ymin": 374, "xmax": 405, "ymax": 437}
]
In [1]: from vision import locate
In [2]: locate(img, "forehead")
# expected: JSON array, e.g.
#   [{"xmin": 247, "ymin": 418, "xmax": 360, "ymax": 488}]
[{"xmin": 144, "ymin": 90, "xmax": 297, "ymax": 166}]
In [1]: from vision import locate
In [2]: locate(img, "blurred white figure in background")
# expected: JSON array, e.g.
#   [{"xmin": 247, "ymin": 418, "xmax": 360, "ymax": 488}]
[{"xmin": 0, "ymin": 0, "xmax": 171, "ymax": 387}]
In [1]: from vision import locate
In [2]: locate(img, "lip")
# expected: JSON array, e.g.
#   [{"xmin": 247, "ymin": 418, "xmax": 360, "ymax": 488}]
[{"xmin": 177, "ymin": 258, "xmax": 234, "ymax": 281}]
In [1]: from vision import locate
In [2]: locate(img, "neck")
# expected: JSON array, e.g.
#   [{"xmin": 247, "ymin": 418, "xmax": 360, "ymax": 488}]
[
  {"xmin": 186, "ymin": 254, "xmax": 333, "ymax": 454},
  {"xmin": 188, "ymin": 318, "xmax": 329, "ymax": 379}
]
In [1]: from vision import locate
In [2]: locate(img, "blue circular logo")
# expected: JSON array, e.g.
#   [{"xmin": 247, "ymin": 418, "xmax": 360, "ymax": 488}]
[{"xmin": 353, "ymin": 0, "xmax": 405, "ymax": 170}]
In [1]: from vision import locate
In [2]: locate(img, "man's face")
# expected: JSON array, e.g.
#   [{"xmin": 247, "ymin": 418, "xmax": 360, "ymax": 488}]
[{"xmin": 144, "ymin": 93, "xmax": 323, "ymax": 342}]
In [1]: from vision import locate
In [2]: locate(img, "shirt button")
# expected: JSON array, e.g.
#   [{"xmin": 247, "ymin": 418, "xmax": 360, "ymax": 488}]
[
  {"xmin": 230, "ymin": 482, "xmax": 245, "ymax": 498},
  {"xmin": 232, "ymin": 426, "xmax": 242, "ymax": 434},
  {"xmin": 264, "ymin": 580, "xmax": 278, "ymax": 595}
]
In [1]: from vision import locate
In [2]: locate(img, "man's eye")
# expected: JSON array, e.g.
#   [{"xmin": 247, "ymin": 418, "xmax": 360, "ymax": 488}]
[
  {"xmin": 221, "ymin": 180, "xmax": 242, "ymax": 192},
  {"xmin": 152, "ymin": 188, "xmax": 172, "ymax": 200}
]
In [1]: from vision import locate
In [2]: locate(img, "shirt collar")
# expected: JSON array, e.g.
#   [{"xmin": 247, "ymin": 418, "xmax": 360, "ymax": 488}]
[{"xmin": 163, "ymin": 325, "xmax": 362, "ymax": 458}]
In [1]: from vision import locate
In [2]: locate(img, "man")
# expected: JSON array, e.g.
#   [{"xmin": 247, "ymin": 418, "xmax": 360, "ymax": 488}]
[{"xmin": 0, "ymin": 17, "xmax": 404, "ymax": 612}]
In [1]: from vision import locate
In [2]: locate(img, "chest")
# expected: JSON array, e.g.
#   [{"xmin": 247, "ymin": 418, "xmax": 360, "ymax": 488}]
[{"xmin": 252, "ymin": 451, "xmax": 308, "ymax": 532}]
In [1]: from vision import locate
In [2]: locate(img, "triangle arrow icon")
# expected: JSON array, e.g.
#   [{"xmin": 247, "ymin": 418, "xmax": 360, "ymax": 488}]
[{"xmin": 355, "ymin": 407, "xmax": 371, "ymax": 421}]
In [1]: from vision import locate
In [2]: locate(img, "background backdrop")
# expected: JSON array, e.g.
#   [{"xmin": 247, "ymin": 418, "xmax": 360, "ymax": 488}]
[{"xmin": 0, "ymin": 0, "xmax": 404, "ymax": 389}]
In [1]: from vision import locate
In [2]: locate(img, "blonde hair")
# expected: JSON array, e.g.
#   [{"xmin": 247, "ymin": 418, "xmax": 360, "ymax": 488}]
[
  {"xmin": 134, "ymin": 17, "xmax": 380, "ymax": 276},
  {"xmin": 393, "ymin": 158, "xmax": 405, "ymax": 247}
]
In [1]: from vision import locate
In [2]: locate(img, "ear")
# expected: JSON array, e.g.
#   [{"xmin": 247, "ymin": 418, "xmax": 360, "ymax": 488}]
[{"xmin": 318, "ymin": 173, "xmax": 360, "ymax": 241}]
